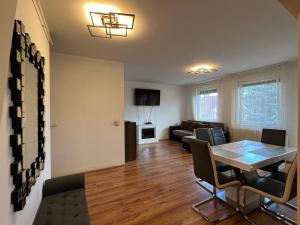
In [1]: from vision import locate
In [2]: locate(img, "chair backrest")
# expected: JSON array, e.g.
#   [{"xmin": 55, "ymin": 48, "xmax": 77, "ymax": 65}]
[
  {"xmin": 210, "ymin": 127, "xmax": 226, "ymax": 146},
  {"xmin": 282, "ymin": 154, "xmax": 297, "ymax": 202},
  {"xmin": 261, "ymin": 128, "xmax": 286, "ymax": 146},
  {"xmin": 189, "ymin": 139, "xmax": 217, "ymax": 187},
  {"xmin": 194, "ymin": 128, "xmax": 212, "ymax": 144}
]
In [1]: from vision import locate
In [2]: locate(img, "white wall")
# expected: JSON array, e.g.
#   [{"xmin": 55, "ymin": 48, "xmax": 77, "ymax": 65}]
[
  {"xmin": 51, "ymin": 53, "xmax": 125, "ymax": 177},
  {"xmin": 125, "ymin": 81, "xmax": 186, "ymax": 140},
  {"xmin": 184, "ymin": 62, "xmax": 298, "ymax": 147},
  {"xmin": 0, "ymin": 0, "xmax": 17, "ymax": 122},
  {"xmin": 0, "ymin": 0, "xmax": 51, "ymax": 224}
]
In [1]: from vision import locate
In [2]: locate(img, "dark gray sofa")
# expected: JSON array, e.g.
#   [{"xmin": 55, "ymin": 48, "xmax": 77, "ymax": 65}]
[
  {"xmin": 169, "ymin": 120, "xmax": 227, "ymax": 141},
  {"xmin": 33, "ymin": 173, "xmax": 90, "ymax": 225}
]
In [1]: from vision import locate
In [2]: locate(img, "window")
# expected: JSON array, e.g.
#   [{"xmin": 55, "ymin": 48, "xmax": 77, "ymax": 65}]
[
  {"xmin": 238, "ymin": 79, "xmax": 281, "ymax": 129},
  {"xmin": 197, "ymin": 89, "xmax": 218, "ymax": 122}
]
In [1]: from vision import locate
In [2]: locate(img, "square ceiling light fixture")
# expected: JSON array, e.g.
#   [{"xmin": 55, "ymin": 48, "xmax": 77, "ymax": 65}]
[{"xmin": 87, "ymin": 12, "xmax": 135, "ymax": 38}]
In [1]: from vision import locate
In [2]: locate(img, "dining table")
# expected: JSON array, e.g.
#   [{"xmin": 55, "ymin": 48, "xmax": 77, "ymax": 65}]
[
  {"xmin": 210, "ymin": 140, "xmax": 297, "ymax": 213},
  {"xmin": 211, "ymin": 140, "xmax": 297, "ymax": 172}
]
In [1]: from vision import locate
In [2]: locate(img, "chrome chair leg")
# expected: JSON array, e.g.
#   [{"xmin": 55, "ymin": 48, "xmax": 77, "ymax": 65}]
[
  {"xmin": 261, "ymin": 203, "xmax": 297, "ymax": 225},
  {"xmin": 192, "ymin": 184, "xmax": 239, "ymax": 224},
  {"xmin": 242, "ymin": 191, "xmax": 297, "ymax": 225},
  {"xmin": 195, "ymin": 179, "xmax": 214, "ymax": 195},
  {"xmin": 285, "ymin": 202, "xmax": 297, "ymax": 210}
]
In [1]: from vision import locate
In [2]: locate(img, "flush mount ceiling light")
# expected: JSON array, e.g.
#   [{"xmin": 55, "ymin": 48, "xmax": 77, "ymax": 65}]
[
  {"xmin": 87, "ymin": 11, "xmax": 135, "ymax": 38},
  {"xmin": 187, "ymin": 65, "xmax": 219, "ymax": 75}
]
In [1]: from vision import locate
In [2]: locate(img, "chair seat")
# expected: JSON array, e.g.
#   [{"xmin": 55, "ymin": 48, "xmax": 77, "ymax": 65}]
[
  {"xmin": 264, "ymin": 171, "xmax": 287, "ymax": 183},
  {"xmin": 244, "ymin": 176, "xmax": 285, "ymax": 198},
  {"xmin": 217, "ymin": 172, "xmax": 238, "ymax": 185},
  {"xmin": 260, "ymin": 160, "xmax": 285, "ymax": 172},
  {"xmin": 216, "ymin": 161, "xmax": 232, "ymax": 172}
]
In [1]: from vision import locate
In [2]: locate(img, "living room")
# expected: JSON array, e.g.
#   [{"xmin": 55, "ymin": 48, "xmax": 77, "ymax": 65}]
[
  {"xmin": 125, "ymin": 61, "xmax": 297, "ymax": 147},
  {"xmin": 0, "ymin": 0, "xmax": 299, "ymax": 225}
]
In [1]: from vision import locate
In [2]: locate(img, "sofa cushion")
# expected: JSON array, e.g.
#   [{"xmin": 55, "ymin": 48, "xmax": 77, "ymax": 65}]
[
  {"xmin": 190, "ymin": 122, "xmax": 209, "ymax": 131},
  {"xmin": 181, "ymin": 121, "xmax": 190, "ymax": 130},
  {"xmin": 173, "ymin": 130, "xmax": 194, "ymax": 137},
  {"xmin": 189, "ymin": 122, "xmax": 198, "ymax": 131},
  {"xmin": 33, "ymin": 189, "xmax": 90, "ymax": 225},
  {"xmin": 182, "ymin": 135, "xmax": 196, "ymax": 143}
]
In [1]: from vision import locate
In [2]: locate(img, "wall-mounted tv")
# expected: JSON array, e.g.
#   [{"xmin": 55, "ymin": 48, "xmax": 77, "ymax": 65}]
[{"xmin": 135, "ymin": 89, "xmax": 160, "ymax": 106}]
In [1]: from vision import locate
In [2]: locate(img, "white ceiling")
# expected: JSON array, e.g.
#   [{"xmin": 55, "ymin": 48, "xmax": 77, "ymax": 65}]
[{"xmin": 40, "ymin": 0, "xmax": 297, "ymax": 85}]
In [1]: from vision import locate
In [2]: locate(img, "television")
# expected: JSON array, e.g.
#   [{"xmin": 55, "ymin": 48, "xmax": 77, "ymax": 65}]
[{"xmin": 135, "ymin": 89, "xmax": 160, "ymax": 106}]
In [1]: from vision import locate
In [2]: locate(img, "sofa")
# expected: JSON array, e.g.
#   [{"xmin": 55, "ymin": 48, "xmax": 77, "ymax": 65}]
[
  {"xmin": 33, "ymin": 173, "xmax": 90, "ymax": 225},
  {"xmin": 169, "ymin": 120, "xmax": 230, "ymax": 150},
  {"xmin": 169, "ymin": 120, "xmax": 227, "ymax": 140}
]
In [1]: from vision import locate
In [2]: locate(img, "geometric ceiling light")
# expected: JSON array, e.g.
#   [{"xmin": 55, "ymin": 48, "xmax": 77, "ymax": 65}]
[
  {"xmin": 87, "ymin": 12, "xmax": 135, "ymax": 38},
  {"xmin": 187, "ymin": 65, "xmax": 219, "ymax": 75}
]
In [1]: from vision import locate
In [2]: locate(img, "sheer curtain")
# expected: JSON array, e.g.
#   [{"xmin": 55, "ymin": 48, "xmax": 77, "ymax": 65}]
[
  {"xmin": 190, "ymin": 83, "xmax": 221, "ymax": 122},
  {"xmin": 191, "ymin": 87, "xmax": 198, "ymax": 120},
  {"xmin": 232, "ymin": 78, "xmax": 282, "ymax": 141},
  {"xmin": 197, "ymin": 89, "xmax": 218, "ymax": 122}
]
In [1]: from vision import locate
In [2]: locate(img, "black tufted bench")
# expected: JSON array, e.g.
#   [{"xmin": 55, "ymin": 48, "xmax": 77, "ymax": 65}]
[{"xmin": 33, "ymin": 173, "xmax": 90, "ymax": 225}]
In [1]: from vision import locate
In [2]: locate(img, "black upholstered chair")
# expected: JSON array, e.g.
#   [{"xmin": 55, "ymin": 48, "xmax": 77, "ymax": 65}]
[
  {"xmin": 210, "ymin": 127, "xmax": 226, "ymax": 146},
  {"xmin": 241, "ymin": 155, "xmax": 297, "ymax": 225},
  {"xmin": 261, "ymin": 128, "xmax": 286, "ymax": 146},
  {"xmin": 208, "ymin": 128, "xmax": 234, "ymax": 173},
  {"xmin": 189, "ymin": 139, "xmax": 241, "ymax": 224},
  {"xmin": 195, "ymin": 128, "xmax": 212, "ymax": 143},
  {"xmin": 196, "ymin": 128, "xmax": 232, "ymax": 173},
  {"xmin": 194, "ymin": 128, "xmax": 233, "ymax": 189},
  {"xmin": 260, "ymin": 128, "xmax": 286, "ymax": 172}
]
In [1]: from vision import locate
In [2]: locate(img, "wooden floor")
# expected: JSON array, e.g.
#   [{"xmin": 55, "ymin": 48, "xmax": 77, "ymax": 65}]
[{"xmin": 85, "ymin": 140, "xmax": 293, "ymax": 225}]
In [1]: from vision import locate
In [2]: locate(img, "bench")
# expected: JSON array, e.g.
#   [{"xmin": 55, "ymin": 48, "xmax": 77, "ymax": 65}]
[{"xmin": 33, "ymin": 173, "xmax": 90, "ymax": 225}]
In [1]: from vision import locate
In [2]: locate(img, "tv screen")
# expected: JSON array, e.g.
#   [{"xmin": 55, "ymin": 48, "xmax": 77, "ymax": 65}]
[{"xmin": 135, "ymin": 89, "xmax": 160, "ymax": 106}]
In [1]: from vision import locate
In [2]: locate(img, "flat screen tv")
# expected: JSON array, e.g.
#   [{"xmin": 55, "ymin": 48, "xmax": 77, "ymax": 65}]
[{"xmin": 135, "ymin": 89, "xmax": 160, "ymax": 106}]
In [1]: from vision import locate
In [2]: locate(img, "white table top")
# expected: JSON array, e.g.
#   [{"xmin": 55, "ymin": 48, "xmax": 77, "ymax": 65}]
[{"xmin": 211, "ymin": 140, "xmax": 297, "ymax": 172}]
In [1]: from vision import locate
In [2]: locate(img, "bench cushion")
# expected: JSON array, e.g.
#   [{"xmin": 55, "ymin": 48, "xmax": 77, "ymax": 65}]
[
  {"xmin": 43, "ymin": 173, "xmax": 85, "ymax": 198},
  {"xmin": 33, "ymin": 189, "xmax": 90, "ymax": 225}
]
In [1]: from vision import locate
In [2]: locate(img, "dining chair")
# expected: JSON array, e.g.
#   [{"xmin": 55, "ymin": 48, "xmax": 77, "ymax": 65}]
[
  {"xmin": 241, "ymin": 154, "xmax": 297, "ymax": 225},
  {"xmin": 260, "ymin": 128, "xmax": 286, "ymax": 172},
  {"xmin": 189, "ymin": 138, "xmax": 241, "ymax": 224},
  {"xmin": 194, "ymin": 128, "xmax": 212, "ymax": 143},
  {"xmin": 210, "ymin": 127, "xmax": 226, "ymax": 145},
  {"xmin": 194, "ymin": 128, "xmax": 232, "ymax": 188},
  {"xmin": 209, "ymin": 128, "xmax": 242, "ymax": 177}
]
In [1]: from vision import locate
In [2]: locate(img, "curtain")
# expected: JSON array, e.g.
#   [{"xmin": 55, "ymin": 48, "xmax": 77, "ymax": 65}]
[
  {"xmin": 191, "ymin": 87, "xmax": 198, "ymax": 120},
  {"xmin": 238, "ymin": 79, "xmax": 281, "ymax": 129},
  {"xmin": 197, "ymin": 89, "xmax": 218, "ymax": 121},
  {"xmin": 231, "ymin": 78, "xmax": 282, "ymax": 142}
]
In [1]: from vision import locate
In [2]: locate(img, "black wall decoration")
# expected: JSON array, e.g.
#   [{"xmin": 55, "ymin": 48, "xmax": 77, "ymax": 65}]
[{"xmin": 9, "ymin": 20, "xmax": 46, "ymax": 212}]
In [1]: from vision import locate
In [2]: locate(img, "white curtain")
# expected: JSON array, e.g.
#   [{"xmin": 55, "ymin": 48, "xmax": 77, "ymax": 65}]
[
  {"xmin": 191, "ymin": 87, "xmax": 198, "ymax": 120},
  {"xmin": 186, "ymin": 63, "xmax": 296, "ymax": 145},
  {"xmin": 190, "ymin": 82, "xmax": 221, "ymax": 122},
  {"xmin": 231, "ymin": 76, "xmax": 283, "ymax": 142},
  {"xmin": 197, "ymin": 89, "xmax": 218, "ymax": 122},
  {"xmin": 241, "ymin": 80, "xmax": 281, "ymax": 126}
]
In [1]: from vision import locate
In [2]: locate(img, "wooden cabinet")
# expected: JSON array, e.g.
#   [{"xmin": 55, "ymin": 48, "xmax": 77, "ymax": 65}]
[{"xmin": 125, "ymin": 121, "xmax": 137, "ymax": 162}]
